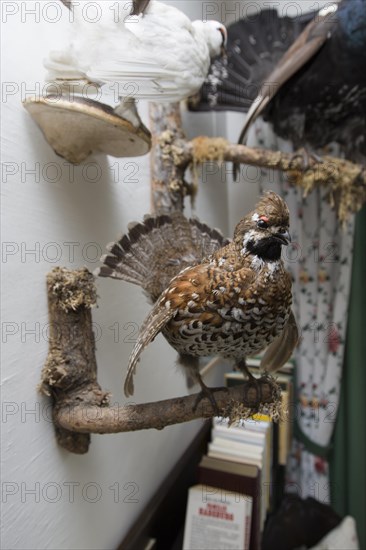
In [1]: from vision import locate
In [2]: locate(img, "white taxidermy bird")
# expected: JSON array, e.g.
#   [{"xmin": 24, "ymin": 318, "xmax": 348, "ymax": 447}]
[{"xmin": 45, "ymin": 0, "xmax": 227, "ymax": 126}]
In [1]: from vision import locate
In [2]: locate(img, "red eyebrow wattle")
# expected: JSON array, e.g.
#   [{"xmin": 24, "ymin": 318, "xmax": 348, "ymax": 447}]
[{"xmin": 259, "ymin": 215, "xmax": 269, "ymax": 222}]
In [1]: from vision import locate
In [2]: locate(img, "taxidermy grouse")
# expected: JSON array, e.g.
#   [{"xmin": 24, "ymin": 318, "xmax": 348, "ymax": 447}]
[
  {"xmin": 192, "ymin": 0, "xmax": 366, "ymax": 164},
  {"xmin": 96, "ymin": 192, "xmax": 298, "ymax": 405},
  {"xmin": 46, "ymin": 0, "xmax": 227, "ymax": 127}
]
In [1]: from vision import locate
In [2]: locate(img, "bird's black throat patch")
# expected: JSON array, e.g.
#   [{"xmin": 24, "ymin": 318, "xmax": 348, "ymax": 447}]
[{"xmin": 247, "ymin": 237, "xmax": 282, "ymax": 261}]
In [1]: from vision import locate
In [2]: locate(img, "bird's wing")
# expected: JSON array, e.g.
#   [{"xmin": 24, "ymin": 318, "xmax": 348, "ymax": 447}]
[
  {"xmin": 87, "ymin": 60, "xmax": 186, "ymax": 100},
  {"xmin": 237, "ymin": 8, "xmax": 338, "ymax": 145},
  {"xmin": 49, "ymin": 1, "xmax": 209, "ymax": 101},
  {"xmin": 87, "ymin": 5, "xmax": 208, "ymax": 101},
  {"xmin": 124, "ymin": 261, "xmax": 255, "ymax": 396},
  {"xmin": 47, "ymin": 1, "xmax": 142, "ymax": 82},
  {"xmin": 124, "ymin": 302, "xmax": 176, "ymax": 397},
  {"xmin": 260, "ymin": 310, "xmax": 298, "ymax": 372},
  {"xmin": 155, "ymin": 262, "xmax": 258, "ymax": 331}
]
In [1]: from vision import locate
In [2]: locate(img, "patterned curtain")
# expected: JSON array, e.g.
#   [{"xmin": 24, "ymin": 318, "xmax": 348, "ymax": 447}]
[{"xmin": 247, "ymin": 120, "xmax": 355, "ymax": 503}]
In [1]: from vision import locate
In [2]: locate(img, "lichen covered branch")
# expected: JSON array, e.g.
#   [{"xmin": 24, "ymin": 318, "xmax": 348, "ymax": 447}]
[
  {"xmin": 54, "ymin": 378, "xmax": 281, "ymax": 435},
  {"xmin": 161, "ymin": 135, "xmax": 366, "ymax": 223},
  {"xmin": 40, "ymin": 267, "xmax": 109, "ymax": 454},
  {"xmin": 149, "ymin": 102, "xmax": 189, "ymax": 213}
]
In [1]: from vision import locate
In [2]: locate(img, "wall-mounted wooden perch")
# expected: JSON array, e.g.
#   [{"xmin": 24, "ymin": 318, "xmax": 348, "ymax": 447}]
[
  {"xmin": 40, "ymin": 267, "xmax": 281, "ymax": 454},
  {"xmin": 150, "ymin": 102, "xmax": 365, "ymax": 223},
  {"xmin": 162, "ymin": 134, "xmax": 366, "ymax": 224}
]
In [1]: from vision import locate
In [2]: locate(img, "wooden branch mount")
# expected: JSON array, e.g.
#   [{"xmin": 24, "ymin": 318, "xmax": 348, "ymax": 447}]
[
  {"xmin": 39, "ymin": 267, "xmax": 109, "ymax": 453},
  {"xmin": 161, "ymin": 134, "xmax": 366, "ymax": 223},
  {"xmin": 149, "ymin": 103, "xmax": 189, "ymax": 213},
  {"xmin": 40, "ymin": 267, "xmax": 281, "ymax": 453}
]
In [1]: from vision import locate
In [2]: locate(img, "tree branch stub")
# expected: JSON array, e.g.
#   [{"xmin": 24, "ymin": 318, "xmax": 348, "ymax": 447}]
[
  {"xmin": 149, "ymin": 102, "xmax": 188, "ymax": 214},
  {"xmin": 39, "ymin": 267, "xmax": 109, "ymax": 454},
  {"xmin": 169, "ymin": 136, "xmax": 366, "ymax": 223}
]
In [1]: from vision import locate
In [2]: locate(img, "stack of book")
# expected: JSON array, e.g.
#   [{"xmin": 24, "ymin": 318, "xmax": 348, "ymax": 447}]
[
  {"xmin": 183, "ymin": 358, "xmax": 294, "ymax": 550},
  {"xmin": 182, "ymin": 417, "xmax": 271, "ymax": 550}
]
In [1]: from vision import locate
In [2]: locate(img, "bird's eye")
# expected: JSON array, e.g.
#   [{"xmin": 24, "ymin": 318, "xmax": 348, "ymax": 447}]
[{"xmin": 257, "ymin": 219, "xmax": 269, "ymax": 229}]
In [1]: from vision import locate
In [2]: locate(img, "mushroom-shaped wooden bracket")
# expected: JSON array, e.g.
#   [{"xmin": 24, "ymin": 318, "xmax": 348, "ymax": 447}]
[
  {"xmin": 23, "ymin": 96, "xmax": 151, "ymax": 164},
  {"xmin": 40, "ymin": 267, "xmax": 281, "ymax": 454}
]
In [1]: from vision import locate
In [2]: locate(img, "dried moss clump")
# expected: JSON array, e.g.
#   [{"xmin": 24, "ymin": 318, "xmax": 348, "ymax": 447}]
[
  {"xmin": 191, "ymin": 136, "xmax": 229, "ymax": 164},
  {"xmin": 286, "ymin": 156, "xmax": 366, "ymax": 224},
  {"xmin": 221, "ymin": 375, "xmax": 282, "ymax": 425},
  {"xmin": 47, "ymin": 267, "xmax": 97, "ymax": 311}
]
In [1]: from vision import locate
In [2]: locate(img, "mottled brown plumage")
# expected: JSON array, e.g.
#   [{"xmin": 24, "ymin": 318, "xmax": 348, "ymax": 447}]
[{"xmin": 96, "ymin": 192, "xmax": 298, "ymax": 401}]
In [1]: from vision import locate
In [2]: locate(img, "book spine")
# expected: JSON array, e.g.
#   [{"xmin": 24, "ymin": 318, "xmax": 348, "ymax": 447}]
[
  {"xmin": 198, "ymin": 467, "xmax": 260, "ymax": 550},
  {"xmin": 244, "ymin": 500, "xmax": 252, "ymax": 550}
]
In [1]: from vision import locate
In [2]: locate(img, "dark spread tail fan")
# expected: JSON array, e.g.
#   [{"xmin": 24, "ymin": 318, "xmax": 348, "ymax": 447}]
[
  {"xmin": 190, "ymin": 9, "xmax": 314, "ymax": 115},
  {"xmin": 235, "ymin": 9, "xmax": 336, "ymax": 146},
  {"xmin": 95, "ymin": 212, "xmax": 229, "ymax": 303},
  {"xmin": 189, "ymin": 8, "xmax": 330, "ymax": 179}
]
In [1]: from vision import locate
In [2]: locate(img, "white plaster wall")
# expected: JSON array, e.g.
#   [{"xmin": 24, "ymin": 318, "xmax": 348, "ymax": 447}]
[
  {"xmin": 1, "ymin": 2, "xmax": 231, "ymax": 549},
  {"xmin": 1, "ymin": 1, "xmax": 332, "ymax": 549}
]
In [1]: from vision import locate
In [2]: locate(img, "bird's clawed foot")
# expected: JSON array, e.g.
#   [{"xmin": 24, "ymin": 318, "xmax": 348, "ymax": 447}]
[
  {"xmin": 237, "ymin": 359, "xmax": 261, "ymax": 407},
  {"xmin": 237, "ymin": 359, "xmax": 255, "ymax": 380},
  {"xmin": 193, "ymin": 379, "xmax": 228, "ymax": 415}
]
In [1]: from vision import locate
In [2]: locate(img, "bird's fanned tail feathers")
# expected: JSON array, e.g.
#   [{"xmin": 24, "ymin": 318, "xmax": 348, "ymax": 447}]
[
  {"xmin": 95, "ymin": 212, "xmax": 229, "ymax": 302},
  {"xmin": 191, "ymin": 8, "xmax": 315, "ymax": 114}
]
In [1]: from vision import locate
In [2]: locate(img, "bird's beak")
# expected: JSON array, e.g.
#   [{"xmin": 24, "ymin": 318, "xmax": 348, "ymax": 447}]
[{"xmin": 274, "ymin": 230, "xmax": 291, "ymax": 245}]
